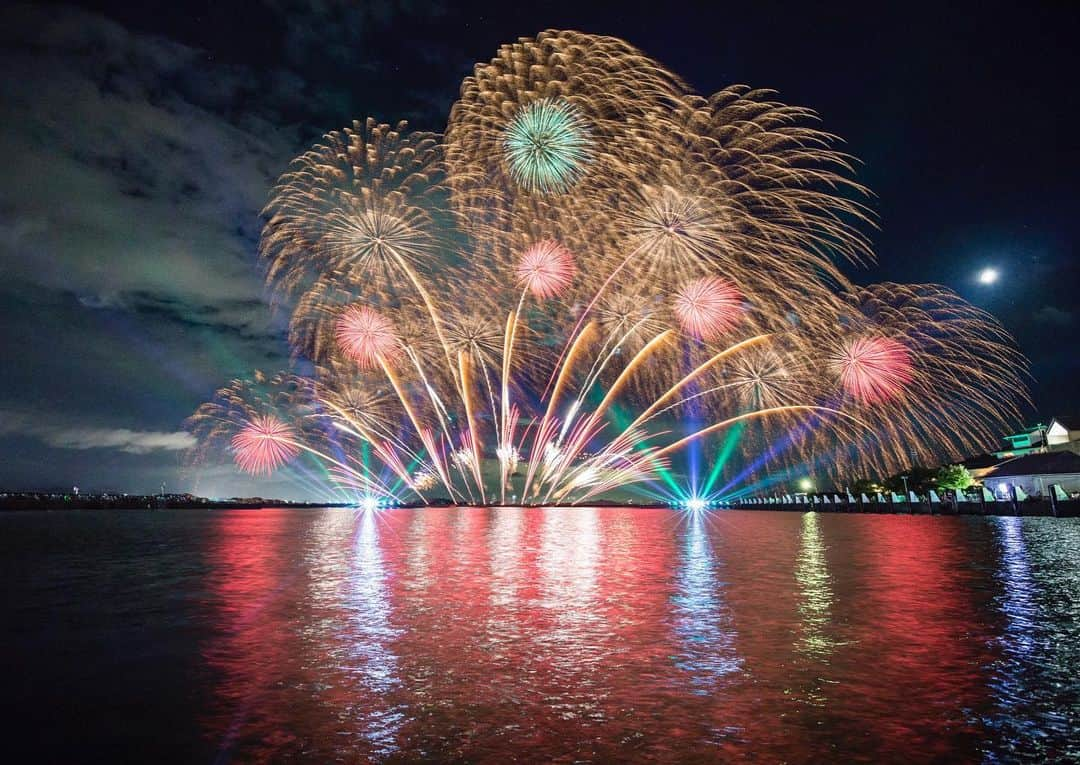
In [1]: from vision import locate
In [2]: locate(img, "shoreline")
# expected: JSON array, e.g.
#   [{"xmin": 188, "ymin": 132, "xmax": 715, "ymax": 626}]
[
  {"xmin": 2, "ymin": 498, "xmax": 1076, "ymax": 517},
  {"xmin": 0, "ymin": 495, "xmax": 354, "ymax": 512}
]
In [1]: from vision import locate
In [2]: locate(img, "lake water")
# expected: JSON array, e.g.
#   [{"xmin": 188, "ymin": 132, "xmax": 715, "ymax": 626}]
[{"xmin": 2, "ymin": 508, "xmax": 1078, "ymax": 763}]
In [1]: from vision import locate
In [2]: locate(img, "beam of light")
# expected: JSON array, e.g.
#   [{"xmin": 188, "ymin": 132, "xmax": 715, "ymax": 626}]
[{"xmin": 701, "ymin": 421, "xmax": 745, "ymax": 499}]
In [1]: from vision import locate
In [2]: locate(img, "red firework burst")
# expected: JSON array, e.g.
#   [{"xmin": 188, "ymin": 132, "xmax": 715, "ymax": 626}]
[
  {"xmin": 832, "ymin": 335, "xmax": 914, "ymax": 404},
  {"xmin": 673, "ymin": 277, "xmax": 743, "ymax": 338},
  {"xmin": 335, "ymin": 305, "xmax": 398, "ymax": 368},
  {"xmin": 231, "ymin": 415, "xmax": 300, "ymax": 475},
  {"xmin": 515, "ymin": 240, "xmax": 576, "ymax": 299}
]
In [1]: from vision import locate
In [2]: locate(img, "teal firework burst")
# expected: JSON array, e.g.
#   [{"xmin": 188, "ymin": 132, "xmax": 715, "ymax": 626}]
[{"xmin": 502, "ymin": 98, "xmax": 592, "ymax": 194}]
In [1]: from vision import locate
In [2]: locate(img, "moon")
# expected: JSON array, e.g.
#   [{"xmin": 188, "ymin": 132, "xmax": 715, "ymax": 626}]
[{"xmin": 977, "ymin": 267, "xmax": 999, "ymax": 285}]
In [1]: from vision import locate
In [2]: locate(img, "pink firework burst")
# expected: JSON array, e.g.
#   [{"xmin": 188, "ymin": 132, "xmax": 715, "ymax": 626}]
[
  {"xmin": 832, "ymin": 336, "xmax": 914, "ymax": 404},
  {"xmin": 231, "ymin": 415, "xmax": 300, "ymax": 475},
  {"xmin": 335, "ymin": 305, "xmax": 398, "ymax": 368},
  {"xmin": 516, "ymin": 240, "xmax": 576, "ymax": 299},
  {"xmin": 673, "ymin": 277, "xmax": 743, "ymax": 338}
]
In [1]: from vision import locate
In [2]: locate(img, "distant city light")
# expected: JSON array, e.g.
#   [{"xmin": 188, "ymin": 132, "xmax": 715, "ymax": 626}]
[{"xmin": 977, "ymin": 267, "xmax": 999, "ymax": 285}]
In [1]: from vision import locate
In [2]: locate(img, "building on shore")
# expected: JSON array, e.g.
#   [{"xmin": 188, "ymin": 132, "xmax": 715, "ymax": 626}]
[
  {"xmin": 952, "ymin": 418, "xmax": 1080, "ymax": 498},
  {"xmin": 981, "ymin": 451, "xmax": 1080, "ymax": 499},
  {"xmin": 994, "ymin": 417, "xmax": 1080, "ymax": 459}
]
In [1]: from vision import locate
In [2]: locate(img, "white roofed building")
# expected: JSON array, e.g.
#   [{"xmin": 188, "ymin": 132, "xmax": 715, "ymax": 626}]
[
  {"xmin": 982, "ymin": 452, "xmax": 1080, "ymax": 499},
  {"xmin": 995, "ymin": 417, "xmax": 1080, "ymax": 459}
]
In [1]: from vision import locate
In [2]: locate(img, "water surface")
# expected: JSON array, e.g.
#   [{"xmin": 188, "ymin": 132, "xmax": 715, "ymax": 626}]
[{"xmin": 2, "ymin": 508, "xmax": 1078, "ymax": 762}]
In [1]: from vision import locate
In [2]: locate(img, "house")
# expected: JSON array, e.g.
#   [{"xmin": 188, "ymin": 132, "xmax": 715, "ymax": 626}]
[
  {"xmin": 994, "ymin": 417, "xmax": 1080, "ymax": 459},
  {"xmin": 981, "ymin": 451, "xmax": 1080, "ymax": 499},
  {"xmin": 1046, "ymin": 417, "xmax": 1080, "ymax": 449},
  {"xmin": 997, "ymin": 424, "xmax": 1045, "ymax": 456}
]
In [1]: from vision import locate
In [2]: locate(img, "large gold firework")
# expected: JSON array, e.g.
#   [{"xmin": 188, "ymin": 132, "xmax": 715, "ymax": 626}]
[
  {"xmin": 261, "ymin": 118, "xmax": 444, "ymax": 297},
  {"xmin": 188, "ymin": 31, "xmax": 1029, "ymax": 503}
]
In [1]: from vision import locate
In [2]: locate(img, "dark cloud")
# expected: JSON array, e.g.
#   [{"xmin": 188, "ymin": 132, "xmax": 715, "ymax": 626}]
[
  {"xmin": 1033, "ymin": 306, "xmax": 1074, "ymax": 327},
  {"xmin": 0, "ymin": 3, "xmax": 303, "ymax": 492},
  {"xmin": 0, "ymin": 1, "xmax": 469, "ymax": 495},
  {"xmin": 0, "ymin": 6, "xmax": 290, "ymax": 307},
  {"xmin": 0, "ymin": 408, "xmax": 194, "ymax": 453}
]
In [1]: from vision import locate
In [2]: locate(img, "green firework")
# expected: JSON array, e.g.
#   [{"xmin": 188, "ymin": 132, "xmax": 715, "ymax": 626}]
[{"xmin": 502, "ymin": 98, "xmax": 592, "ymax": 194}]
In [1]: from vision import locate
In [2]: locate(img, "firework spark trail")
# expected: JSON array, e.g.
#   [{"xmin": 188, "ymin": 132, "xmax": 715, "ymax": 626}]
[
  {"xmin": 578, "ymin": 312, "xmax": 672, "ymax": 410},
  {"xmin": 316, "ymin": 392, "xmax": 418, "ymax": 465},
  {"xmin": 592, "ymin": 330, "xmax": 676, "ymax": 422},
  {"xmin": 187, "ymin": 31, "xmax": 1030, "ymax": 503},
  {"xmin": 286, "ymin": 438, "xmax": 403, "ymax": 498},
  {"xmin": 633, "ymin": 406, "xmax": 868, "ymax": 474},
  {"xmin": 498, "ymin": 297, "xmax": 527, "ymax": 502},
  {"xmin": 457, "ymin": 351, "xmax": 487, "ymax": 503},
  {"xmin": 540, "ymin": 238, "xmax": 650, "ymax": 401},
  {"xmin": 517, "ymin": 320, "xmax": 605, "ymax": 501},
  {"xmin": 498, "ymin": 239, "xmax": 577, "ymax": 489},
  {"xmin": 231, "ymin": 414, "xmax": 395, "ymax": 497},
  {"xmin": 323, "ymin": 415, "xmax": 418, "ymax": 496},
  {"xmin": 375, "ymin": 355, "xmax": 459, "ymax": 500},
  {"xmin": 498, "ymin": 407, "xmax": 521, "ymax": 503},
  {"xmin": 326, "ymin": 462, "xmax": 407, "ymax": 501},
  {"xmin": 623, "ymin": 335, "xmax": 775, "ymax": 434},
  {"xmin": 400, "ymin": 343, "xmax": 460, "ymax": 466}
]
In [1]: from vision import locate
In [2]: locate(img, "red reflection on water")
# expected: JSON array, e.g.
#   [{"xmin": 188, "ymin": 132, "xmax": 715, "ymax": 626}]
[
  {"xmin": 196, "ymin": 508, "xmax": 1011, "ymax": 763},
  {"xmin": 374, "ymin": 507, "xmax": 694, "ymax": 761},
  {"xmin": 846, "ymin": 515, "xmax": 998, "ymax": 759},
  {"xmin": 705, "ymin": 510, "xmax": 812, "ymax": 757},
  {"xmin": 201, "ymin": 509, "xmax": 303, "ymax": 760},
  {"xmin": 203, "ymin": 508, "xmax": 416, "ymax": 761}
]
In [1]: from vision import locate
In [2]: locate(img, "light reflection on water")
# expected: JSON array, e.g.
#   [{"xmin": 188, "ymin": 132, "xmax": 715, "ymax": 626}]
[
  {"xmin": 985, "ymin": 517, "xmax": 1080, "ymax": 762},
  {"xmin": 2, "ymin": 508, "xmax": 1079, "ymax": 763},
  {"xmin": 672, "ymin": 512, "xmax": 741, "ymax": 693},
  {"xmin": 794, "ymin": 510, "xmax": 836, "ymax": 663},
  {"xmin": 345, "ymin": 509, "xmax": 405, "ymax": 755}
]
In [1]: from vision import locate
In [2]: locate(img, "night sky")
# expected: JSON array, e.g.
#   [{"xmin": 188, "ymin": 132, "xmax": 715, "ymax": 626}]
[{"xmin": 1, "ymin": 0, "xmax": 1077, "ymax": 497}]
